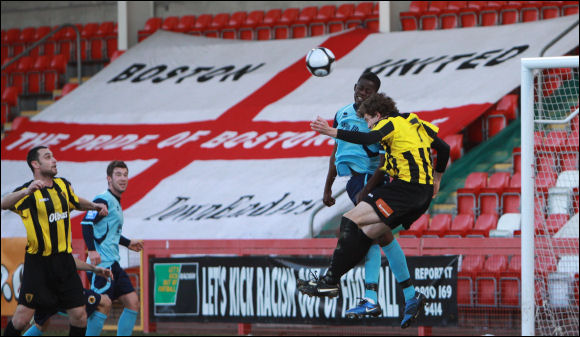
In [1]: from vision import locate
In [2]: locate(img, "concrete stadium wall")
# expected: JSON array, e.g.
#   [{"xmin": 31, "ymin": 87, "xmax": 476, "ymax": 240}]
[{"xmin": 1, "ymin": 1, "xmax": 410, "ymax": 31}]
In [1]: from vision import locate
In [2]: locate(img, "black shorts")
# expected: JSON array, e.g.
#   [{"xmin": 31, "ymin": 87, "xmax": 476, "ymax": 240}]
[
  {"xmin": 33, "ymin": 289, "xmax": 101, "ymax": 326},
  {"xmin": 362, "ymin": 179, "xmax": 433, "ymax": 230},
  {"xmin": 18, "ymin": 253, "xmax": 85, "ymax": 311},
  {"xmin": 88, "ymin": 261, "xmax": 135, "ymax": 301}
]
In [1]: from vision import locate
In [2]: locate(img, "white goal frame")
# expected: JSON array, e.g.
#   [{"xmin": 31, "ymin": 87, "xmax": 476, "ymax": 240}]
[{"xmin": 521, "ymin": 55, "xmax": 579, "ymax": 336}]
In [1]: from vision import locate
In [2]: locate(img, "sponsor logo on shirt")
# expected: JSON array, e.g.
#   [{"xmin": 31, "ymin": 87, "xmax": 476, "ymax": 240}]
[{"xmin": 49, "ymin": 212, "xmax": 68, "ymax": 222}]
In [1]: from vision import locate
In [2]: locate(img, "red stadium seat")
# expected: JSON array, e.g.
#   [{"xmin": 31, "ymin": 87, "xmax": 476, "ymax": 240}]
[
  {"xmin": 477, "ymin": 255, "xmax": 508, "ymax": 306},
  {"xmin": 138, "ymin": 17, "xmax": 162, "ymax": 41},
  {"xmin": 536, "ymin": 153, "xmax": 557, "ymax": 175},
  {"xmin": 500, "ymin": 4, "xmax": 521, "ymax": 24},
  {"xmin": 423, "ymin": 213, "xmax": 452, "ymax": 237},
  {"xmin": 222, "ymin": 12, "xmax": 246, "ymax": 39},
  {"xmin": 521, "ymin": 3, "xmax": 541, "ymax": 22},
  {"xmin": 43, "ymin": 54, "xmax": 68, "ymax": 93},
  {"xmin": 468, "ymin": 213, "xmax": 498, "ymax": 237},
  {"xmin": 398, "ymin": 213, "xmax": 429, "ymax": 237},
  {"xmin": 175, "ymin": 15, "xmax": 196, "ymax": 33},
  {"xmin": 54, "ymin": 82, "xmax": 78, "ymax": 101},
  {"xmin": 443, "ymin": 134, "xmax": 463, "ymax": 162},
  {"xmin": 562, "ymin": 1, "xmax": 579, "ymax": 16},
  {"xmin": 256, "ymin": 9, "xmax": 282, "ymax": 40},
  {"xmin": 161, "ymin": 16, "xmax": 180, "ymax": 32},
  {"xmin": 560, "ymin": 152, "xmax": 578, "ymax": 172},
  {"xmin": 496, "ymin": 94, "xmax": 519, "ymax": 121},
  {"xmin": 445, "ymin": 214, "xmax": 475, "ymax": 237},
  {"xmin": 545, "ymin": 213, "xmax": 569, "ymax": 235},
  {"xmin": 479, "ymin": 172, "xmax": 511, "ymax": 216},
  {"xmin": 1, "ymin": 86, "xmax": 19, "ymax": 125},
  {"xmin": 239, "ymin": 10, "xmax": 265, "ymax": 40},
  {"xmin": 440, "ymin": 9, "xmax": 459, "ymax": 29},
  {"xmin": 459, "ymin": 7, "xmax": 478, "ymax": 28},
  {"xmin": 512, "ymin": 147, "xmax": 521, "ymax": 173},
  {"xmin": 346, "ymin": 2, "xmax": 374, "ymax": 29},
  {"xmin": 27, "ymin": 55, "xmax": 51, "ymax": 94},
  {"xmin": 500, "ymin": 255, "xmax": 521, "ymax": 306},
  {"xmin": 190, "ymin": 14, "xmax": 213, "ymax": 36},
  {"xmin": 486, "ymin": 112, "xmax": 507, "ymax": 138},
  {"xmin": 364, "ymin": 2, "xmax": 380, "ymax": 31},
  {"xmin": 400, "ymin": 11, "xmax": 420, "ymax": 30},
  {"xmin": 419, "ymin": 11, "xmax": 439, "ymax": 30},
  {"xmin": 309, "ymin": 5, "xmax": 336, "ymax": 36},
  {"xmin": 541, "ymin": 3, "xmax": 561, "ymax": 19},
  {"xmin": 274, "ymin": 8, "xmax": 299, "ymax": 39},
  {"xmin": 11, "ymin": 56, "xmax": 36, "ymax": 94},
  {"xmin": 291, "ymin": 6, "xmax": 317, "ymax": 38},
  {"xmin": 205, "ymin": 13, "xmax": 229, "ymax": 38},
  {"xmin": 458, "ymin": 255, "xmax": 486, "ymax": 306},
  {"xmin": 457, "ymin": 172, "xmax": 488, "ymax": 217},
  {"xmin": 328, "ymin": 3, "xmax": 354, "ymax": 33},
  {"xmin": 480, "ymin": 6, "xmax": 500, "ymax": 26}
]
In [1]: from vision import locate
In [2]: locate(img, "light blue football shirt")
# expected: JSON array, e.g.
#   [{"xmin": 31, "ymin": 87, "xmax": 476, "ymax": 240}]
[{"xmin": 333, "ymin": 103, "xmax": 382, "ymax": 176}]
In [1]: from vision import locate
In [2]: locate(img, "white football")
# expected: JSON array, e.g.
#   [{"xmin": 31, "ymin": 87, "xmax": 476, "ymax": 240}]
[{"xmin": 305, "ymin": 47, "xmax": 335, "ymax": 77}]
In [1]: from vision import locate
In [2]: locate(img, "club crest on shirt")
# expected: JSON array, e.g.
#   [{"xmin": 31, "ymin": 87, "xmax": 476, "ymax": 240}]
[{"xmin": 25, "ymin": 293, "xmax": 34, "ymax": 303}]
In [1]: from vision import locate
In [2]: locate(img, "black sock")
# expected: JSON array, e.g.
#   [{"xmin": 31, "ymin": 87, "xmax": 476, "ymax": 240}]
[
  {"xmin": 69, "ymin": 325, "xmax": 86, "ymax": 336},
  {"xmin": 3, "ymin": 320, "xmax": 21, "ymax": 336},
  {"xmin": 325, "ymin": 217, "xmax": 373, "ymax": 284}
]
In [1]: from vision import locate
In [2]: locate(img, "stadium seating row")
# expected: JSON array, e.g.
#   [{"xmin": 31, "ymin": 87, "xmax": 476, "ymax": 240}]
[
  {"xmin": 458, "ymin": 254, "xmax": 579, "ymax": 307},
  {"xmin": 400, "ymin": 0, "xmax": 580, "ymax": 31},
  {"xmin": 456, "ymin": 169, "xmax": 578, "ymax": 219},
  {"xmin": 1, "ymin": 22, "xmax": 118, "ymax": 61},
  {"xmin": 1, "ymin": 54, "xmax": 68, "ymax": 95},
  {"xmin": 137, "ymin": 3, "xmax": 379, "ymax": 42}
]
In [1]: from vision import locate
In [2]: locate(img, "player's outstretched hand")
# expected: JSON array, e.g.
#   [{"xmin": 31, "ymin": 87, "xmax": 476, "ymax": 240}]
[
  {"xmin": 310, "ymin": 116, "xmax": 336, "ymax": 137},
  {"xmin": 95, "ymin": 266, "xmax": 114, "ymax": 280},
  {"xmin": 94, "ymin": 202, "xmax": 108, "ymax": 216},
  {"xmin": 129, "ymin": 240, "xmax": 144, "ymax": 252}
]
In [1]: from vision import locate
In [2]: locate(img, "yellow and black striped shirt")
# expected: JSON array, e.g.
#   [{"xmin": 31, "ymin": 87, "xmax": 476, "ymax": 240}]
[
  {"xmin": 336, "ymin": 113, "xmax": 446, "ymax": 185},
  {"xmin": 11, "ymin": 177, "xmax": 81, "ymax": 256}
]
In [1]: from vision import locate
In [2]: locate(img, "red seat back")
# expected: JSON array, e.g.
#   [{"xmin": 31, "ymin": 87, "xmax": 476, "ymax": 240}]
[
  {"xmin": 470, "ymin": 213, "xmax": 498, "ymax": 237},
  {"xmin": 465, "ymin": 172, "xmax": 488, "ymax": 190},
  {"xmin": 161, "ymin": 16, "xmax": 180, "ymax": 31}
]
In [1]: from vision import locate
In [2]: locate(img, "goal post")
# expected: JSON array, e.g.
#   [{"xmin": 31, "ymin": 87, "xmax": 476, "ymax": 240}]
[{"xmin": 521, "ymin": 56, "xmax": 579, "ymax": 336}]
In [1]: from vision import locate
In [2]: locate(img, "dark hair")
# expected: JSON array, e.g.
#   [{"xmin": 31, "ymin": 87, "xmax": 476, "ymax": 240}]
[
  {"xmin": 359, "ymin": 71, "xmax": 381, "ymax": 91},
  {"xmin": 357, "ymin": 92, "xmax": 399, "ymax": 118},
  {"xmin": 26, "ymin": 146, "xmax": 48, "ymax": 172},
  {"xmin": 107, "ymin": 160, "xmax": 128, "ymax": 177}
]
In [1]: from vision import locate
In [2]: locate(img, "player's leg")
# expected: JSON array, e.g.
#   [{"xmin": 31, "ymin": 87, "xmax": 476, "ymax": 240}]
[
  {"xmin": 57, "ymin": 253, "xmax": 88, "ymax": 336},
  {"xmin": 3, "ymin": 305, "xmax": 35, "ymax": 335},
  {"xmin": 22, "ymin": 309, "xmax": 56, "ymax": 336},
  {"xmin": 22, "ymin": 322, "xmax": 44, "ymax": 336},
  {"xmin": 86, "ymin": 291, "xmax": 110, "ymax": 336},
  {"xmin": 65, "ymin": 305, "xmax": 87, "ymax": 336},
  {"xmin": 117, "ymin": 291, "xmax": 139, "ymax": 336},
  {"xmin": 299, "ymin": 202, "xmax": 383, "ymax": 297},
  {"xmin": 109, "ymin": 263, "xmax": 139, "ymax": 336},
  {"xmin": 345, "ymin": 174, "xmax": 382, "ymax": 317}
]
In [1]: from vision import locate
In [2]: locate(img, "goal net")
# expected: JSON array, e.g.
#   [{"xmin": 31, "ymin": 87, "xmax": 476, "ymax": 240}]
[{"xmin": 521, "ymin": 56, "xmax": 579, "ymax": 336}]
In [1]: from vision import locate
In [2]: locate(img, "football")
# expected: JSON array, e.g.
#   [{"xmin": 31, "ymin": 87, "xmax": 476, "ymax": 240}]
[{"xmin": 305, "ymin": 47, "xmax": 335, "ymax": 77}]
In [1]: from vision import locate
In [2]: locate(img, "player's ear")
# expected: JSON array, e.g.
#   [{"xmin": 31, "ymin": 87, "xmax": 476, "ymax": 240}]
[{"xmin": 31, "ymin": 160, "xmax": 40, "ymax": 169}]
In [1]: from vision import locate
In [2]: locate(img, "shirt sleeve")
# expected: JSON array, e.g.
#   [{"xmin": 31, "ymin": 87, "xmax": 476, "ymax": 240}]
[
  {"xmin": 431, "ymin": 135, "xmax": 450, "ymax": 173},
  {"xmin": 10, "ymin": 183, "xmax": 32, "ymax": 214},
  {"xmin": 60, "ymin": 178, "xmax": 81, "ymax": 210},
  {"xmin": 81, "ymin": 198, "xmax": 108, "ymax": 226},
  {"xmin": 336, "ymin": 120, "xmax": 394, "ymax": 145}
]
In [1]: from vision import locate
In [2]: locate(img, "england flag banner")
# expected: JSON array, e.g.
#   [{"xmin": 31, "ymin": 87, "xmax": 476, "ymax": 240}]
[{"xmin": 2, "ymin": 15, "xmax": 578, "ymax": 241}]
